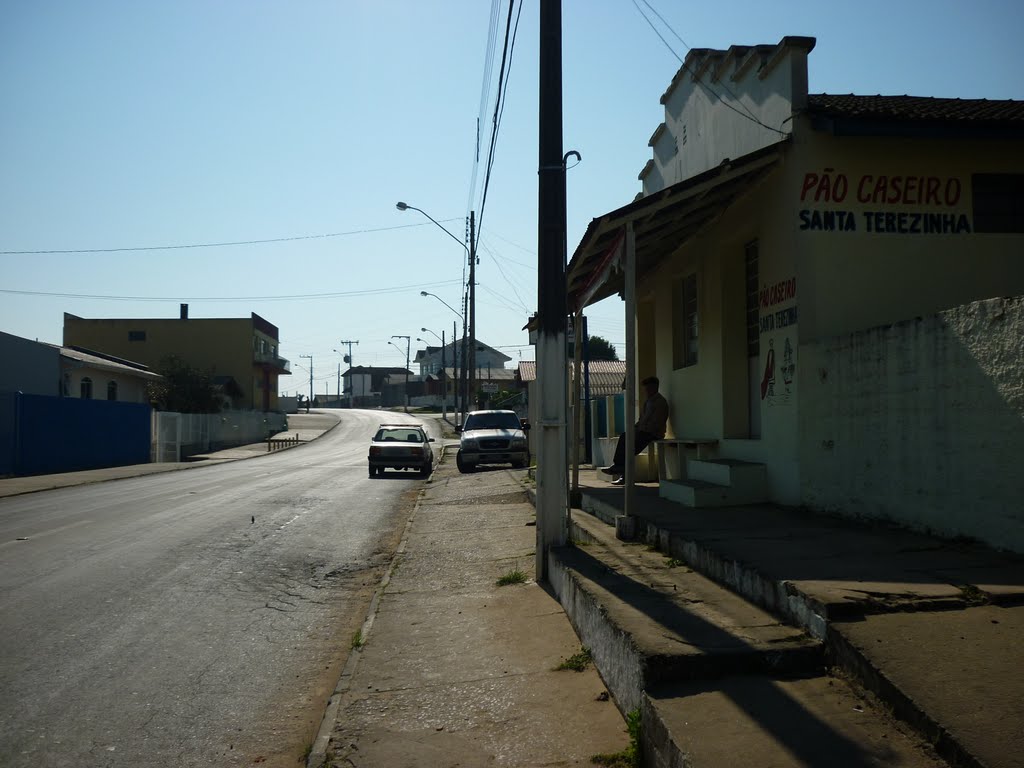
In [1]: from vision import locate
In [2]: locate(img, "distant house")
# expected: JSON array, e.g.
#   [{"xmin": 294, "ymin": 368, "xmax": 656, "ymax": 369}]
[
  {"xmin": 63, "ymin": 305, "xmax": 290, "ymax": 412},
  {"xmin": 415, "ymin": 339, "xmax": 511, "ymax": 376},
  {"xmin": 342, "ymin": 366, "xmax": 413, "ymax": 408}
]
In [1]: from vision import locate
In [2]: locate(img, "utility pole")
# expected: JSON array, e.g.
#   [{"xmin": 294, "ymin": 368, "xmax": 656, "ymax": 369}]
[
  {"xmin": 299, "ymin": 354, "xmax": 313, "ymax": 413},
  {"xmin": 468, "ymin": 210, "xmax": 477, "ymax": 413},
  {"xmin": 453, "ymin": 320, "xmax": 459, "ymax": 421},
  {"xmin": 391, "ymin": 335, "xmax": 411, "ymax": 413},
  {"xmin": 339, "ymin": 340, "xmax": 359, "ymax": 408},
  {"xmin": 535, "ymin": 0, "xmax": 568, "ymax": 581}
]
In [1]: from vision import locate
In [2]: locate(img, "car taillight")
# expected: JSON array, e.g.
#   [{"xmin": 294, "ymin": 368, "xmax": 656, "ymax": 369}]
[
  {"xmin": 409, "ymin": 447, "xmax": 423, "ymax": 457},
  {"xmin": 369, "ymin": 446, "xmax": 381, "ymax": 456}
]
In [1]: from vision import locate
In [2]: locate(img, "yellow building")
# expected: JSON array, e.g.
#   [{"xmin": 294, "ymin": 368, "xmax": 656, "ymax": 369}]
[
  {"xmin": 63, "ymin": 306, "xmax": 290, "ymax": 412},
  {"xmin": 568, "ymin": 36, "xmax": 1024, "ymax": 552}
]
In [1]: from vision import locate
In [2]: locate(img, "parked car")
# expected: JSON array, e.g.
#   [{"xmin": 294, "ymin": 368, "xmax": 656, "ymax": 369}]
[
  {"xmin": 368, "ymin": 423, "xmax": 434, "ymax": 478},
  {"xmin": 456, "ymin": 410, "xmax": 530, "ymax": 473}
]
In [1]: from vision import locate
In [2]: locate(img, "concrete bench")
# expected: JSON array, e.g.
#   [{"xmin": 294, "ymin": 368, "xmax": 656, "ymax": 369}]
[{"xmin": 655, "ymin": 438, "xmax": 718, "ymax": 481}]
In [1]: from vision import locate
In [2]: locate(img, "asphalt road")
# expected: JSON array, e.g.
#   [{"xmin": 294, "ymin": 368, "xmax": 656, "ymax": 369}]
[{"xmin": 0, "ymin": 410, "xmax": 439, "ymax": 768}]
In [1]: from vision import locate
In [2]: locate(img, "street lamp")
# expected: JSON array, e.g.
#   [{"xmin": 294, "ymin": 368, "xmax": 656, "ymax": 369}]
[
  {"xmin": 420, "ymin": 291, "xmax": 467, "ymax": 421},
  {"xmin": 420, "ymin": 327, "xmax": 443, "ymax": 344},
  {"xmin": 390, "ymin": 335, "xmax": 411, "ymax": 413},
  {"xmin": 401, "ymin": 200, "xmax": 476, "ymax": 421}
]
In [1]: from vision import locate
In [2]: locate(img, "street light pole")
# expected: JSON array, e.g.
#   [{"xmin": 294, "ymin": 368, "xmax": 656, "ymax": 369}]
[
  {"xmin": 391, "ymin": 335, "xmax": 411, "ymax": 413},
  {"xmin": 401, "ymin": 200, "xmax": 476, "ymax": 421},
  {"xmin": 299, "ymin": 354, "xmax": 313, "ymax": 412},
  {"xmin": 420, "ymin": 290, "xmax": 466, "ymax": 423},
  {"xmin": 418, "ymin": 329, "xmax": 447, "ymax": 421}
]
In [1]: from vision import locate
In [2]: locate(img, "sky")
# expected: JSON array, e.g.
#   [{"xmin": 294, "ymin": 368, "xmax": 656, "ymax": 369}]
[{"xmin": 2, "ymin": 0, "xmax": 1022, "ymax": 398}]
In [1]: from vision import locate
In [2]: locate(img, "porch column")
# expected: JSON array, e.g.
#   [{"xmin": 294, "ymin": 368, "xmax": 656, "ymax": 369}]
[{"xmin": 621, "ymin": 222, "xmax": 637, "ymax": 535}]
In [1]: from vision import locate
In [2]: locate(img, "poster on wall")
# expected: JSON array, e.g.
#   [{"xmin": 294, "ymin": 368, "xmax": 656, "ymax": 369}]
[{"xmin": 760, "ymin": 277, "xmax": 797, "ymax": 407}]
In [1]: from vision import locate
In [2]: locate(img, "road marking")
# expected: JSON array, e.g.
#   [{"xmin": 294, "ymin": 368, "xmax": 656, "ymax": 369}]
[{"xmin": 1, "ymin": 518, "xmax": 94, "ymax": 548}]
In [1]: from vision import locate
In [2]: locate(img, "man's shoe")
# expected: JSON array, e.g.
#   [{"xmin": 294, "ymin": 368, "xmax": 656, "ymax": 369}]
[
  {"xmin": 599, "ymin": 465, "xmax": 623, "ymax": 475},
  {"xmin": 610, "ymin": 476, "xmax": 625, "ymax": 485}
]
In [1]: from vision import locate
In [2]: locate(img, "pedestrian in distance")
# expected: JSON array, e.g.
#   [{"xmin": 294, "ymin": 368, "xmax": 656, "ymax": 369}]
[{"xmin": 600, "ymin": 376, "xmax": 668, "ymax": 484}]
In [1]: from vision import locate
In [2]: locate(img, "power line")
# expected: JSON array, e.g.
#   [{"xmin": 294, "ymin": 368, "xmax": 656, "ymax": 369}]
[
  {"xmin": 630, "ymin": 0, "xmax": 787, "ymax": 136},
  {"xmin": 0, "ymin": 219, "xmax": 462, "ymax": 256},
  {"xmin": 0, "ymin": 279, "xmax": 462, "ymax": 303}
]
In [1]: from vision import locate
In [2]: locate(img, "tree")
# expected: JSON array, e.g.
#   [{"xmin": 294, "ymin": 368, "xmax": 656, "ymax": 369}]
[
  {"xmin": 586, "ymin": 334, "xmax": 619, "ymax": 361},
  {"xmin": 147, "ymin": 355, "xmax": 223, "ymax": 413}
]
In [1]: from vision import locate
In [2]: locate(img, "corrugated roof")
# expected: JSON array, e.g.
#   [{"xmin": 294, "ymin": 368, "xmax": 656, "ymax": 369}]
[{"xmin": 57, "ymin": 346, "xmax": 163, "ymax": 380}]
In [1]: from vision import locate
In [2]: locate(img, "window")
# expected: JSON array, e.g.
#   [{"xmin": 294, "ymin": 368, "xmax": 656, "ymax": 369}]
[
  {"xmin": 973, "ymin": 173, "xmax": 1024, "ymax": 233},
  {"xmin": 745, "ymin": 241, "xmax": 760, "ymax": 358},
  {"xmin": 80, "ymin": 377, "xmax": 93, "ymax": 399},
  {"xmin": 107, "ymin": 381, "xmax": 118, "ymax": 401},
  {"xmin": 674, "ymin": 273, "xmax": 699, "ymax": 368},
  {"xmin": 128, "ymin": 330, "xmax": 146, "ymax": 342}
]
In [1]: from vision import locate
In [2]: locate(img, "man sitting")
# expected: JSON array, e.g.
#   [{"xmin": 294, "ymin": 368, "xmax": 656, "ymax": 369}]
[{"xmin": 600, "ymin": 376, "xmax": 668, "ymax": 485}]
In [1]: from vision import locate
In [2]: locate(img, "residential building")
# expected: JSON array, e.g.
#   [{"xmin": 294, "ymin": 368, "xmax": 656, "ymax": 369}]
[
  {"xmin": 63, "ymin": 305, "xmax": 290, "ymax": 412},
  {"xmin": 415, "ymin": 339, "xmax": 511, "ymax": 376},
  {"xmin": 1, "ymin": 330, "xmax": 160, "ymax": 403},
  {"xmin": 567, "ymin": 35, "xmax": 1024, "ymax": 552}
]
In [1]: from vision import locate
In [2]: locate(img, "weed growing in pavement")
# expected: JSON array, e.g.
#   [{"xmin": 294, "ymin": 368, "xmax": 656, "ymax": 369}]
[
  {"xmin": 957, "ymin": 583, "xmax": 990, "ymax": 605},
  {"xmin": 496, "ymin": 569, "xmax": 528, "ymax": 586},
  {"xmin": 570, "ymin": 538, "xmax": 591, "ymax": 547},
  {"xmin": 555, "ymin": 646, "xmax": 592, "ymax": 672},
  {"xmin": 350, "ymin": 629, "xmax": 364, "ymax": 649},
  {"xmin": 664, "ymin": 557, "xmax": 685, "ymax": 568},
  {"xmin": 591, "ymin": 707, "xmax": 641, "ymax": 768}
]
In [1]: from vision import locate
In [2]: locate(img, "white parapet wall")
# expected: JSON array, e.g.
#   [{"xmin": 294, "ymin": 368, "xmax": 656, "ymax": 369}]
[{"xmin": 799, "ymin": 295, "xmax": 1024, "ymax": 553}]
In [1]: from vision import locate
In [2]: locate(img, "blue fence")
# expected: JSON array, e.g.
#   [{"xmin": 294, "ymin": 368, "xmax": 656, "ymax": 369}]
[{"xmin": 0, "ymin": 392, "xmax": 151, "ymax": 477}]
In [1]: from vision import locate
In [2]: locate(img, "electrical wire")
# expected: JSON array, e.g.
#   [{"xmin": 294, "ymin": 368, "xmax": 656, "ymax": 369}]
[
  {"xmin": 630, "ymin": 0, "xmax": 788, "ymax": 136},
  {"xmin": 0, "ymin": 219, "xmax": 462, "ymax": 256},
  {"xmin": 0, "ymin": 279, "xmax": 463, "ymax": 303}
]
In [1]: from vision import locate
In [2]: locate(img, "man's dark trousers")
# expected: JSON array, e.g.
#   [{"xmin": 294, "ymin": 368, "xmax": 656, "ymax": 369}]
[{"xmin": 610, "ymin": 430, "xmax": 658, "ymax": 472}]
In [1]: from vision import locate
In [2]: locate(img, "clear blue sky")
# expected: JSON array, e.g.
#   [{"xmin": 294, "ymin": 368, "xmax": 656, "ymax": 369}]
[{"xmin": 2, "ymin": 0, "xmax": 1022, "ymax": 397}]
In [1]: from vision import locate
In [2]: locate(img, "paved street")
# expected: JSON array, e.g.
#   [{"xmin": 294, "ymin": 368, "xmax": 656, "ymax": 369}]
[{"xmin": 0, "ymin": 410, "xmax": 435, "ymax": 768}]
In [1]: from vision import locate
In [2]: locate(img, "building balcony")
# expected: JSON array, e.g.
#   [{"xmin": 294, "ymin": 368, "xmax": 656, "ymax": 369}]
[{"xmin": 255, "ymin": 351, "xmax": 291, "ymax": 373}]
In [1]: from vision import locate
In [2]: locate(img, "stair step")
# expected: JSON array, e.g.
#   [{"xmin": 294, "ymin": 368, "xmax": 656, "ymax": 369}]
[
  {"xmin": 551, "ymin": 512, "xmax": 821, "ymax": 714},
  {"xmin": 644, "ymin": 675, "xmax": 946, "ymax": 768},
  {"xmin": 686, "ymin": 458, "xmax": 767, "ymax": 488},
  {"xmin": 660, "ymin": 478, "xmax": 768, "ymax": 507}
]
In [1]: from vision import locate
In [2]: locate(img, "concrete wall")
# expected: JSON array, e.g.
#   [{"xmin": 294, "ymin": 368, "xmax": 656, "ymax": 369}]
[
  {"xmin": 800, "ymin": 296, "xmax": 1024, "ymax": 553},
  {"xmin": 0, "ymin": 331, "xmax": 59, "ymax": 396}
]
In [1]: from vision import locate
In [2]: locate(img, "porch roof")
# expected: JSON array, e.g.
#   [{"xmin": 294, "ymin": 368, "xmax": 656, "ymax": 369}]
[{"xmin": 567, "ymin": 139, "xmax": 787, "ymax": 311}]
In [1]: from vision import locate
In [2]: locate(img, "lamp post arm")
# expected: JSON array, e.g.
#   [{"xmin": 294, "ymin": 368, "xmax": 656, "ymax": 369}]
[{"xmin": 398, "ymin": 203, "xmax": 469, "ymax": 254}]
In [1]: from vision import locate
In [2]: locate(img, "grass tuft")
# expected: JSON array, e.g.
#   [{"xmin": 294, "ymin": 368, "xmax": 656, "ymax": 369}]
[
  {"xmin": 496, "ymin": 569, "xmax": 528, "ymax": 586},
  {"xmin": 555, "ymin": 646, "xmax": 592, "ymax": 672},
  {"xmin": 350, "ymin": 629, "xmax": 364, "ymax": 649},
  {"xmin": 591, "ymin": 708, "xmax": 641, "ymax": 768}
]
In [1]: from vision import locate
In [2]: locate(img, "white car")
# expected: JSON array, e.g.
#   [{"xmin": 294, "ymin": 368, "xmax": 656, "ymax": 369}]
[
  {"xmin": 368, "ymin": 423, "xmax": 434, "ymax": 478},
  {"xmin": 456, "ymin": 410, "xmax": 530, "ymax": 473}
]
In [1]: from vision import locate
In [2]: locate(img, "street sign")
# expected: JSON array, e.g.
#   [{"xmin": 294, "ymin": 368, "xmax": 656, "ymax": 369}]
[{"xmin": 482, "ymin": 382, "xmax": 499, "ymax": 393}]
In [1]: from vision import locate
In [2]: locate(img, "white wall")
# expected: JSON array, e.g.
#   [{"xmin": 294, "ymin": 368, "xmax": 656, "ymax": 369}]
[
  {"xmin": 642, "ymin": 38, "xmax": 812, "ymax": 194},
  {"xmin": 800, "ymin": 296, "xmax": 1024, "ymax": 553}
]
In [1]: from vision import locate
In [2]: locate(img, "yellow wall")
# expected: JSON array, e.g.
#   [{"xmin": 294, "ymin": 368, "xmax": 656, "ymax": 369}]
[
  {"xmin": 790, "ymin": 125, "xmax": 1024, "ymax": 341},
  {"xmin": 64, "ymin": 315, "xmax": 284, "ymax": 411}
]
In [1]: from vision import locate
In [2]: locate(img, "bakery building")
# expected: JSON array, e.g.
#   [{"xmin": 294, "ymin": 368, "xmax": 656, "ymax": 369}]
[{"xmin": 567, "ymin": 36, "xmax": 1024, "ymax": 552}]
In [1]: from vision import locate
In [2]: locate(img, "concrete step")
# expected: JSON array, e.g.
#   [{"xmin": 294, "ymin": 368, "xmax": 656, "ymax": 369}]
[
  {"xmin": 686, "ymin": 457, "xmax": 767, "ymax": 492},
  {"xmin": 643, "ymin": 675, "xmax": 947, "ymax": 768},
  {"xmin": 551, "ymin": 512, "xmax": 822, "ymax": 715},
  {"xmin": 659, "ymin": 477, "xmax": 767, "ymax": 507}
]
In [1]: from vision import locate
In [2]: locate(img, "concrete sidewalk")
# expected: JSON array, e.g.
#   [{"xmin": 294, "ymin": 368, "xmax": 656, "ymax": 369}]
[
  {"xmin": 312, "ymin": 456, "xmax": 630, "ymax": 768},
  {"xmin": 566, "ymin": 468, "xmax": 1024, "ymax": 768},
  {"xmin": 0, "ymin": 410, "xmax": 340, "ymax": 498}
]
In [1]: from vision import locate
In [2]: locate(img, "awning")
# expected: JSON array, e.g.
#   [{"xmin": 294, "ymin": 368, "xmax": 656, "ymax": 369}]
[{"xmin": 567, "ymin": 139, "xmax": 788, "ymax": 311}]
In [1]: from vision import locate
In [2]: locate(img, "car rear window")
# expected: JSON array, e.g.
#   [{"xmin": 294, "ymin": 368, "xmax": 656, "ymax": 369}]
[{"xmin": 374, "ymin": 428, "xmax": 423, "ymax": 443}]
